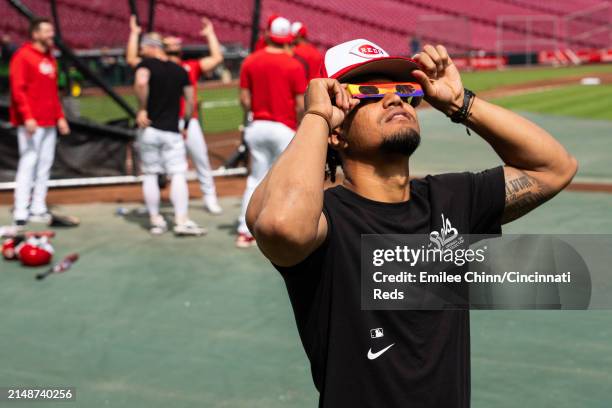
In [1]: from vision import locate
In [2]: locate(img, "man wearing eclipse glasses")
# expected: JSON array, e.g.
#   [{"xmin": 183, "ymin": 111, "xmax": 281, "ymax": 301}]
[{"xmin": 246, "ymin": 39, "xmax": 577, "ymax": 407}]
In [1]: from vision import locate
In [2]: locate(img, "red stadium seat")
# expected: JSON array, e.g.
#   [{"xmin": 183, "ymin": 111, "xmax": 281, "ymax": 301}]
[{"xmin": 0, "ymin": 0, "xmax": 608, "ymax": 53}]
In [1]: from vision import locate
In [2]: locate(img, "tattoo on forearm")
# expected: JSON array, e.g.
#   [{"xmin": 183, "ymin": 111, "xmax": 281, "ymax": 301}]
[{"xmin": 503, "ymin": 170, "xmax": 550, "ymax": 223}]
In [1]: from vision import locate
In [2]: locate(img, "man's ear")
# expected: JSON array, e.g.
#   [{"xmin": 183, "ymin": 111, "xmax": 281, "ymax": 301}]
[{"xmin": 328, "ymin": 127, "xmax": 348, "ymax": 151}]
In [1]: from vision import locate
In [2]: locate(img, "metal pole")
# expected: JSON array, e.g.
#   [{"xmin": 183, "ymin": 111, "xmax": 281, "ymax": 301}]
[
  {"xmin": 50, "ymin": 0, "xmax": 62, "ymax": 38},
  {"xmin": 128, "ymin": 0, "xmax": 140, "ymax": 25},
  {"xmin": 249, "ymin": 0, "xmax": 262, "ymax": 52},
  {"xmin": 221, "ymin": 0, "xmax": 262, "ymax": 168},
  {"xmin": 8, "ymin": 0, "xmax": 136, "ymax": 118},
  {"xmin": 147, "ymin": 0, "xmax": 156, "ymax": 32},
  {"xmin": 49, "ymin": 0, "xmax": 72, "ymax": 97}
]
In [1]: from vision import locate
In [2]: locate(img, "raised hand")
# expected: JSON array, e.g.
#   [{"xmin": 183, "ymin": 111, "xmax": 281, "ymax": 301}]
[
  {"xmin": 129, "ymin": 15, "xmax": 141, "ymax": 35},
  {"xmin": 200, "ymin": 17, "xmax": 214, "ymax": 37},
  {"xmin": 304, "ymin": 78, "xmax": 360, "ymax": 131},
  {"xmin": 411, "ymin": 44, "xmax": 464, "ymax": 116}
]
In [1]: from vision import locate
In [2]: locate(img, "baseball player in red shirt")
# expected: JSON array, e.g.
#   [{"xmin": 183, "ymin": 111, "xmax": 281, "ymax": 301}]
[
  {"xmin": 9, "ymin": 18, "xmax": 70, "ymax": 226},
  {"xmin": 291, "ymin": 22, "xmax": 323, "ymax": 80},
  {"xmin": 163, "ymin": 18, "xmax": 224, "ymax": 215},
  {"xmin": 236, "ymin": 16, "xmax": 308, "ymax": 248}
]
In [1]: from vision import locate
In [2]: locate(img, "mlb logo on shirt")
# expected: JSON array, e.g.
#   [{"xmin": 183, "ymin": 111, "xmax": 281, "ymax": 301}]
[{"xmin": 370, "ymin": 328, "xmax": 384, "ymax": 338}]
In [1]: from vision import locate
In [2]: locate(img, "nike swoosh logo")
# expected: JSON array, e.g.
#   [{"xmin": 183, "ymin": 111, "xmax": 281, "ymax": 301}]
[{"xmin": 367, "ymin": 343, "xmax": 395, "ymax": 360}]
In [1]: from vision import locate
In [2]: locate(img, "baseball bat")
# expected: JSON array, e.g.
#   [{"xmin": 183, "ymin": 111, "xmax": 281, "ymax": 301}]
[
  {"xmin": 128, "ymin": 0, "xmax": 140, "ymax": 24},
  {"xmin": 35, "ymin": 253, "xmax": 79, "ymax": 280}
]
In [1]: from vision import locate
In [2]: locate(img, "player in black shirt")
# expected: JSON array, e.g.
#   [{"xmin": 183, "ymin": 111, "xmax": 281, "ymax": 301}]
[
  {"xmin": 246, "ymin": 40, "xmax": 577, "ymax": 407},
  {"xmin": 133, "ymin": 33, "xmax": 205, "ymax": 236},
  {"xmin": 136, "ymin": 56, "xmax": 189, "ymax": 133}
]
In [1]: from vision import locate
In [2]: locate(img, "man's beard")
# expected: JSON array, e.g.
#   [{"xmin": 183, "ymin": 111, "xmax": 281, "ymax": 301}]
[{"xmin": 379, "ymin": 128, "xmax": 421, "ymax": 156}]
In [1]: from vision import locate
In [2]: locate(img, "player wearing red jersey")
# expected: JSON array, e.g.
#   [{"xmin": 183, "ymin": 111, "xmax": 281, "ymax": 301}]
[
  {"xmin": 236, "ymin": 16, "xmax": 308, "ymax": 248},
  {"xmin": 291, "ymin": 21, "xmax": 323, "ymax": 80}
]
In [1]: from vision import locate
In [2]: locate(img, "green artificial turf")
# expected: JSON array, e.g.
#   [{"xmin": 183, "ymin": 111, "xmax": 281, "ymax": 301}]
[{"xmin": 491, "ymin": 84, "xmax": 612, "ymax": 121}]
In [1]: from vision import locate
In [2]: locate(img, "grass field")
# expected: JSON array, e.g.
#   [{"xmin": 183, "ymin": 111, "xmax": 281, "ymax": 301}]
[
  {"xmin": 492, "ymin": 84, "xmax": 612, "ymax": 121},
  {"xmin": 79, "ymin": 87, "xmax": 242, "ymax": 134},
  {"xmin": 77, "ymin": 64, "xmax": 612, "ymax": 133},
  {"xmin": 461, "ymin": 64, "xmax": 612, "ymax": 92}
]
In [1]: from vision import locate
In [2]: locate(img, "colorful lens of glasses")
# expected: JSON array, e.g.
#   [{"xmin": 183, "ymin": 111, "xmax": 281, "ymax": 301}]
[{"xmin": 347, "ymin": 82, "xmax": 424, "ymax": 99}]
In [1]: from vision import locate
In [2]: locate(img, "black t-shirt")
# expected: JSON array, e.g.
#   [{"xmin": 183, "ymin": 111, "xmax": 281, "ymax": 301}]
[
  {"xmin": 274, "ymin": 167, "xmax": 506, "ymax": 408},
  {"xmin": 137, "ymin": 58, "xmax": 189, "ymax": 132}
]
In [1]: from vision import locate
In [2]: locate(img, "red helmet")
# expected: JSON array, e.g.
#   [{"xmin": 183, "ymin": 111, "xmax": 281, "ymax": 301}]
[
  {"xmin": 19, "ymin": 237, "xmax": 54, "ymax": 266},
  {"xmin": 2, "ymin": 238, "xmax": 18, "ymax": 260}
]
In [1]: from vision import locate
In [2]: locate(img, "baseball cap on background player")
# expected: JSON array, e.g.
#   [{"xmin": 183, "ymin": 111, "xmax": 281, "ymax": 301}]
[
  {"xmin": 322, "ymin": 39, "xmax": 419, "ymax": 83},
  {"xmin": 141, "ymin": 33, "xmax": 164, "ymax": 49},
  {"xmin": 291, "ymin": 21, "xmax": 307, "ymax": 38},
  {"xmin": 267, "ymin": 16, "xmax": 293, "ymax": 45},
  {"xmin": 266, "ymin": 13, "xmax": 280, "ymax": 28}
]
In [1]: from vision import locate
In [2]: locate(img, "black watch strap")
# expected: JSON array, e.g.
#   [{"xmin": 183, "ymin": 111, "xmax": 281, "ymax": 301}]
[{"xmin": 449, "ymin": 88, "xmax": 475, "ymax": 124}]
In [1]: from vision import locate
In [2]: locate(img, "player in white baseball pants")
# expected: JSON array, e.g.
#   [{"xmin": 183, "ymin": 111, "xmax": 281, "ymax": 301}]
[
  {"xmin": 236, "ymin": 120, "xmax": 294, "ymax": 236},
  {"xmin": 13, "ymin": 126, "xmax": 57, "ymax": 222},
  {"xmin": 180, "ymin": 117, "xmax": 221, "ymax": 213},
  {"xmin": 138, "ymin": 126, "xmax": 207, "ymax": 235},
  {"xmin": 161, "ymin": 18, "xmax": 224, "ymax": 215}
]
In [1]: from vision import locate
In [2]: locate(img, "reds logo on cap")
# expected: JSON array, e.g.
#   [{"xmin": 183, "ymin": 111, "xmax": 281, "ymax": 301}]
[
  {"xmin": 350, "ymin": 43, "xmax": 385, "ymax": 59},
  {"xmin": 322, "ymin": 38, "xmax": 417, "ymax": 82}
]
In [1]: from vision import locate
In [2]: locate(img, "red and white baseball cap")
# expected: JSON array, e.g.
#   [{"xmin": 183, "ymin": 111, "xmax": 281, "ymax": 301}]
[
  {"xmin": 268, "ymin": 16, "xmax": 293, "ymax": 45},
  {"xmin": 322, "ymin": 39, "xmax": 418, "ymax": 82},
  {"xmin": 266, "ymin": 13, "xmax": 280, "ymax": 29},
  {"xmin": 291, "ymin": 21, "xmax": 307, "ymax": 38}
]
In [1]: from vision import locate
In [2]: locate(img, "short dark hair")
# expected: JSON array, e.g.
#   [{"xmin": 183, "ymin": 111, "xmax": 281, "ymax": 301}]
[{"xmin": 29, "ymin": 17, "xmax": 52, "ymax": 37}]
